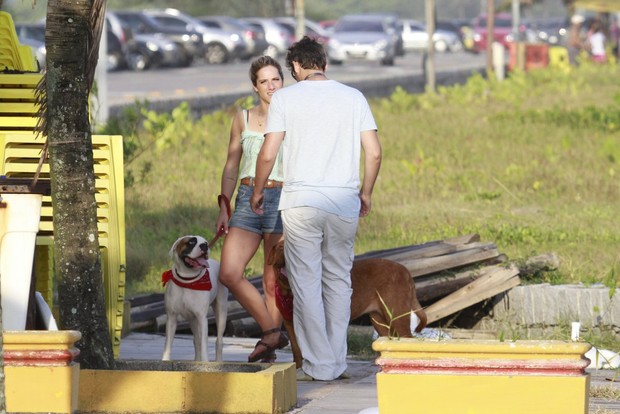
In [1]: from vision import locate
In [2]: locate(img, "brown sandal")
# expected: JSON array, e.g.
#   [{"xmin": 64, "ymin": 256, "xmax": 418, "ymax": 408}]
[{"xmin": 248, "ymin": 328, "xmax": 289, "ymax": 362}]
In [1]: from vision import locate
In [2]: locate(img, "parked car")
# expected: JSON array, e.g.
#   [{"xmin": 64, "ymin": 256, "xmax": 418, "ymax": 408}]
[
  {"xmin": 14, "ymin": 20, "xmax": 135, "ymax": 72},
  {"xmin": 144, "ymin": 8, "xmax": 246, "ymax": 64},
  {"xmin": 273, "ymin": 17, "xmax": 330, "ymax": 46},
  {"xmin": 400, "ymin": 19, "xmax": 463, "ymax": 53},
  {"xmin": 197, "ymin": 15, "xmax": 267, "ymax": 60},
  {"xmin": 111, "ymin": 10, "xmax": 203, "ymax": 66},
  {"xmin": 472, "ymin": 13, "xmax": 527, "ymax": 52},
  {"xmin": 360, "ymin": 13, "xmax": 405, "ymax": 56},
  {"xmin": 327, "ymin": 14, "xmax": 399, "ymax": 66},
  {"xmin": 240, "ymin": 17, "xmax": 292, "ymax": 58},
  {"xmin": 106, "ymin": 26, "xmax": 127, "ymax": 71},
  {"xmin": 14, "ymin": 23, "xmax": 46, "ymax": 70},
  {"xmin": 107, "ymin": 11, "xmax": 186, "ymax": 71},
  {"xmin": 319, "ymin": 19, "xmax": 337, "ymax": 33},
  {"xmin": 527, "ymin": 17, "xmax": 569, "ymax": 45}
]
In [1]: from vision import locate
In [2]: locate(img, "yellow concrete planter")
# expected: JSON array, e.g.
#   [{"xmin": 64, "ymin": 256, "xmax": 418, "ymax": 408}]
[
  {"xmin": 373, "ymin": 337, "xmax": 592, "ymax": 414},
  {"xmin": 79, "ymin": 360, "xmax": 297, "ymax": 414},
  {"xmin": 2, "ymin": 330, "xmax": 81, "ymax": 414}
]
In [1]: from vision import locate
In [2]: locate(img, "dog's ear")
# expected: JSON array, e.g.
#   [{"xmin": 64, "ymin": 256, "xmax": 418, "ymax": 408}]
[
  {"xmin": 169, "ymin": 236, "xmax": 185, "ymax": 259},
  {"xmin": 267, "ymin": 246, "xmax": 277, "ymax": 265},
  {"xmin": 267, "ymin": 239, "xmax": 285, "ymax": 266}
]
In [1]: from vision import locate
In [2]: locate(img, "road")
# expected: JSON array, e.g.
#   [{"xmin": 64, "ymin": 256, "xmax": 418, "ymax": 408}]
[{"xmin": 105, "ymin": 51, "xmax": 486, "ymax": 107}]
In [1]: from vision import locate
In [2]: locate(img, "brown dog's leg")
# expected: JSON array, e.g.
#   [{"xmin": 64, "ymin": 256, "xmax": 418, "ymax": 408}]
[{"xmin": 283, "ymin": 320, "xmax": 303, "ymax": 368}]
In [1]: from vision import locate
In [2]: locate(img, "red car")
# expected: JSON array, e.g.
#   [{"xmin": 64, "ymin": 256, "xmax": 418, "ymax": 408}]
[{"xmin": 472, "ymin": 13, "xmax": 518, "ymax": 52}]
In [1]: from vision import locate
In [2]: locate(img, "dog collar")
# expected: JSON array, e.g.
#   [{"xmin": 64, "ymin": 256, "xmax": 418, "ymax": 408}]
[{"xmin": 162, "ymin": 268, "xmax": 212, "ymax": 291}]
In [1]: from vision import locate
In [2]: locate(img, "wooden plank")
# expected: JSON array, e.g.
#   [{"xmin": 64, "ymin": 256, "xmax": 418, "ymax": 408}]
[
  {"xmin": 415, "ymin": 269, "xmax": 482, "ymax": 304},
  {"xmin": 443, "ymin": 234, "xmax": 481, "ymax": 246},
  {"xmin": 355, "ymin": 234, "xmax": 481, "ymax": 261},
  {"xmin": 378, "ymin": 242, "xmax": 458, "ymax": 262},
  {"xmin": 424, "ymin": 264, "xmax": 520, "ymax": 324},
  {"xmin": 355, "ymin": 240, "xmax": 445, "ymax": 260},
  {"xmin": 402, "ymin": 243, "xmax": 500, "ymax": 277}
]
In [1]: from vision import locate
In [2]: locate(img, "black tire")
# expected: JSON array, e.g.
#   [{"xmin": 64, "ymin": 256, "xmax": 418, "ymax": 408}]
[
  {"xmin": 329, "ymin": 59, "xmax": 343, "ymax": 65},
  {"xmin": 127, "ymin": 51, "xmax": 150, "ymax": 71},
  {"xmin": 205, "ymin": 43, "xmax": 228, "ymax": 65},
  {"xmin": 107, "ymin": 52, "xmax": 124, "ymax": 71}
]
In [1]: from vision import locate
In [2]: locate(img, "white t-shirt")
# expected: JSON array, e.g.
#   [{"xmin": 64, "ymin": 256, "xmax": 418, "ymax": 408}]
[
  {"xmin": 589, "ymin": 32, "xmax": 606, "ymax": 56},
  {"xmin": 265, "ymin": 79, "xmax": 377, "ymax": 217}
]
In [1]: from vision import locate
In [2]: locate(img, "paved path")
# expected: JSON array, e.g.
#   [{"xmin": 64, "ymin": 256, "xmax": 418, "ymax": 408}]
[{"xmin": 119, "ymin": 332, "xmax": 620, "ymax": 413}]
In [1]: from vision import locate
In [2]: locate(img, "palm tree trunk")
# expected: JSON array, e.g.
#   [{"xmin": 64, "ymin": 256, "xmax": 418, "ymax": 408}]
[
  {"xmin": 0, "ymin": 277, "xmax": 6, "ymax": 412},
  {"xmin": 45, "ymin": 0, "xmax": 114, "ymax": 369}
]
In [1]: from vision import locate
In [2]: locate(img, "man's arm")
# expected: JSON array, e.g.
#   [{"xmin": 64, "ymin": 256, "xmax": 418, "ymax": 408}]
[
  {"xmin": 250, "ymin": 131, "xmax": 285, "ymax": 214},
  {"xmin": 359, "ymin": 129, "xmax": 381, "ymax": 217}
]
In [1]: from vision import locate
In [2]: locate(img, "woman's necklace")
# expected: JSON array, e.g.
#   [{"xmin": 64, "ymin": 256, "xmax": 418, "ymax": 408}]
[
  {"xmin": 256, "ymin": 111, "xmax": 267, "ymax": 127},
  {"xmin": 304, "ymin": 72, "xmax": 326, "ymax": 80}
]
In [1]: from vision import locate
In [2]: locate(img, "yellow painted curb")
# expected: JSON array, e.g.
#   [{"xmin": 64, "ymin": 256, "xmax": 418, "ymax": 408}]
[
  {"xmin": 79, "ymin": 360, "xmax": 297, "ymax": 414},
  {"xmin": 3, "ymin": 330, "xmax": 81, "ymax": 414},
  {"xmin": 373, "ymin": 338, "xmax": 592, "ymax": 414}
]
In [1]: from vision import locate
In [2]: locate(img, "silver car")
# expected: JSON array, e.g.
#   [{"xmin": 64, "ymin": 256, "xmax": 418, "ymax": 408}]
[
  {"xmin": 198, "ymin": 16, "xmax": 268, "ymax": 60},
  {"xmin": 327, "ymin": 14, "xmax": 398, "ymax": 66},
  {"xmin": 401, "ymin": 19, "xmax": 463, "ymax": 53},
  {"xmin": 241, "ymin": 17, "xmax": 292, "ymax": 58},
  {"xmin": 145, "ymin": 8, "xmax": 247, "ymax": 64}
]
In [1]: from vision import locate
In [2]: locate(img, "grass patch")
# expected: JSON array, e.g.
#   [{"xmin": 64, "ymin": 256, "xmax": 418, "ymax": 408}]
[
  {"xmin": 591, "ymin": 384, "xmax": 620, "ymax": 400},
  {"xmin": 101, "ymin": 63, "xmax": 620, "ymax": 298},
  {"xmin": 346, "ymin": 327, "xmax": 377, "ymax": 361}
]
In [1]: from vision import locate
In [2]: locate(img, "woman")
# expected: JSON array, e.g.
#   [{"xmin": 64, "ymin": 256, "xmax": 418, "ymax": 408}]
[
  {"xmin": 587, "ymin": 19, "xmax": 607, "ymax": 64},
  {"xmin": 216, "ymin": 56, "xmax": 287, "ymax": 362}
]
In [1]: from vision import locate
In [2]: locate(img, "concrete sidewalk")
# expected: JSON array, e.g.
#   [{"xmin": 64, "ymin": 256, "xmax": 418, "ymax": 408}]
[{"xmin": 119, "ymin": 332, "xmax": 620, "ymax": 413}]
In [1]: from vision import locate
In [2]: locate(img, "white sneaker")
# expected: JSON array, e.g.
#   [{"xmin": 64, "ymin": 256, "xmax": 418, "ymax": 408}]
[{"xmin": 296, "ymin": 368, "xmax": 314, "ymax": 381}]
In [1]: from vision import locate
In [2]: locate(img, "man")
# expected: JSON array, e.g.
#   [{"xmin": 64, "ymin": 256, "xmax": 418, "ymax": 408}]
[
  {"xmin": 567, "ymin": 14, "xmax": 585, "ymax": 65},
  {"xmin": 250, "ymin": 36, "xmax": 381, "ymax": 381}
]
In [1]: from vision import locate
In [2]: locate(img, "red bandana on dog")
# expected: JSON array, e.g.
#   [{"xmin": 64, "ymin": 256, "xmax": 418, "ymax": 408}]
[
  {"xmin": 275, "ymin": 272, "xmax": 294, "ymax": 322},
  {"xmin": 162, "ymin": 269, "xmax": 212, "ymax": 291}
]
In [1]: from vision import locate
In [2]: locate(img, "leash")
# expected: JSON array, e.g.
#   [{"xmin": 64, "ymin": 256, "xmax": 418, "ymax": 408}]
[{"xmin": 209, "ymin": 194, "xmax": 231, "ymax": 247}]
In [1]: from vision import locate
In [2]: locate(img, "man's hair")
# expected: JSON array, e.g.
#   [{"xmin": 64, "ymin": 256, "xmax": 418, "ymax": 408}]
[{"xmin": 285, "ymin": 36, "xmax": 327, "ymax": 73}]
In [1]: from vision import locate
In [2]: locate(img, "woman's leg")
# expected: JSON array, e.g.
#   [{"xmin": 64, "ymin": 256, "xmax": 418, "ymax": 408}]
[
  {"xmin": 219, "ymin": 228, "xmax": 274, "ymax": 331},
  {"xmin": 219, "ymin": 227, "xmax": 284, "ymax": 358}
]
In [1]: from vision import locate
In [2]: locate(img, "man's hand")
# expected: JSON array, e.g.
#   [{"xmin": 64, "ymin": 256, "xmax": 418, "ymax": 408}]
[
  {"xmin": 359, "ymin": 193, "xmax": 372, "ymax": 217},
  {"xmin": 250, "ymin": 190, "xmax": 264, "ymax": 215}
]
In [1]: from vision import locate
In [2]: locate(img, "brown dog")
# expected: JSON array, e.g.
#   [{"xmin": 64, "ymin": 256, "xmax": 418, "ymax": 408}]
[{"xmin": 268, "ymin": 240, "xmax": 427, "ymax": 368}]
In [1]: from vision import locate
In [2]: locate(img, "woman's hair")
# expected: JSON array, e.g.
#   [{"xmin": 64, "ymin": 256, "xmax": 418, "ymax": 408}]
[
  {"xmin": 286, "ymin": 36, "xmax": 326, "ymax": 73},
  {"xmin": 249, "ymin": 56, "xmax": 284, "ymax": 86}
]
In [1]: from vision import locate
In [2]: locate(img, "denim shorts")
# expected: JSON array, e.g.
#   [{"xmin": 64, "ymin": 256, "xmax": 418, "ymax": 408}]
[{"xmin": 229, "ymin": 184, "xmax": 283, "ymax": 234}]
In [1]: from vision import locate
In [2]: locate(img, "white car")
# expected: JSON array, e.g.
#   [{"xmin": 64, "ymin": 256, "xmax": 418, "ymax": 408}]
[
  {"xmin": 327, "ymin": 14, "xmax": 398, "ymax": 66},
  {"xmin": 401, "ymin": 19, "xmax": 463, "ymax": 53}
]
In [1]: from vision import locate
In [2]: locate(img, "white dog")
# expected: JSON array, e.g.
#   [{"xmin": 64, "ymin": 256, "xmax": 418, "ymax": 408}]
[{"xmin": 161, "ymin": 235, "xmax": 229, "ymax": 361}]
